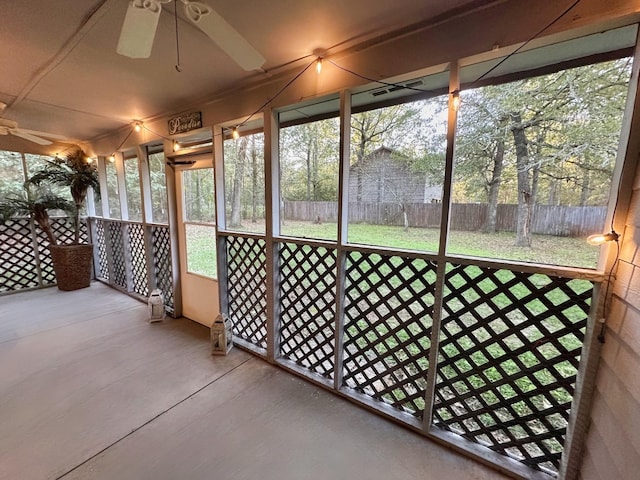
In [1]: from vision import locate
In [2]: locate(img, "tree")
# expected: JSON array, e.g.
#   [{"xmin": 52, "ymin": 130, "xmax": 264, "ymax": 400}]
[
  {"xmin": 280, "ymin": 118, "xmax": 339, "ymax": 203},
  {"xmin": 453, "ymin": 57, "xmax": 631, "ymax": 246},
  {"xmin": 454, "ymin": 88, "xmax": 510, "ymax": 232},
  {"xmin": 0, "ymin": 150, "xmax": 27, "ymax": 198},
  {"xmin": 224, "ymin": 132, "xmax": 265, "ymax": 227},
  {"xmin": 229, "ymin": 136, "xmax": 248, "ymax": 228}
]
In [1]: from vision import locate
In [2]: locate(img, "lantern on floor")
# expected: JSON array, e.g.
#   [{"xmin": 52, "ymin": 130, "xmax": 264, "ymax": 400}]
[
  {"xmin": 211, "ymin": 313, "xmax": 233, "ymax": 355},
  {"xmin": 147, "ymin": 289, "xmax": 165, "ymax": 322}
]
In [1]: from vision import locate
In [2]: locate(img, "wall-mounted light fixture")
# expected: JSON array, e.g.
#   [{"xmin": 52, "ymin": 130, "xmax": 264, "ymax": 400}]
[
  {"xmin": 108, "ymin": 154, "xmax": 116, "ymax": 163},
  {"xmin": 231, "ymin": 127, "xmax": 240, "ymax": 140},
  {"xmin": 587, "ymin": 230, "xmax": 619, "ymax": 246},
  {"xmin": 451, "ymin": 89, "xmax": 461, "ymax": 111},
  {"xmin": 173, "ymin": 141, "xmax": 181, "ymax": 152}
]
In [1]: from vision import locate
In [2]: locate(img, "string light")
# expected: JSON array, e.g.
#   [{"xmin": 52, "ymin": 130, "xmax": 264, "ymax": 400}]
[
  {"xmin": 316, "ymin": 57, "xmax": 323, "ymax": 74},
  {"xmin": 231, "ymin": 127, "xmax": 240, "ymax": 140},
  {"xmin": 587, "ymin": 231, "xmax": 619, "ymax": 246}
]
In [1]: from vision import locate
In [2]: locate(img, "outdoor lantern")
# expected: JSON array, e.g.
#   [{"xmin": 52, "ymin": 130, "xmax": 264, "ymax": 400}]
[
  {"xmin": 148, "ymin": 289, "xmax": 165, "ymax": 323},
  {"xmin": 211, "ymin": 313, "xmax": 233, "ymax": 355}
]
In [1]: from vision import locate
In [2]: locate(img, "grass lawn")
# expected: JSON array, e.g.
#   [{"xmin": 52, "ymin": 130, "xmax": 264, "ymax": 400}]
[
  {"xmin": 185, "ymin": 223, "xmax": 218, "ymax": 278},
  {"xmin": 232, "ymin": 219, "xmax": 600, "ymax": 269}
]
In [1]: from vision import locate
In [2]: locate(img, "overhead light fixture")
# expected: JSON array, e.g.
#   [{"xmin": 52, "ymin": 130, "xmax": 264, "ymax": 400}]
[
  {"xmin": 587, "ymin": 230, "xmax": 619, "ymax": 246},
  {"xmin": 134, "ymin": 122, "xmax": 142, "ymax": 133},
  {"xmin": 316, "ymin": 57, "xmax": 323, "ymax": 74},
  {"xmin": 232, "ymin": 127, "xmax": 240, "ymax": 140}
]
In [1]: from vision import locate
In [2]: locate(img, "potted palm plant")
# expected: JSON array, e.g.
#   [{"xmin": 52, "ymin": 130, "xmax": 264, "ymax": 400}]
[
  {"xmin": 27, "ymin": 148, "xmax": 100, "ymax": 290},
  {"xmin": 0, "ymin": 184, "xmax": 74, "ymax": 245}
]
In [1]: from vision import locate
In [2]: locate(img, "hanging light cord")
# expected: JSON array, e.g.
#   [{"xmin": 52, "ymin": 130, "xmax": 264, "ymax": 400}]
[
  {"xmin": 329, "ymin": 0, "xmax": 581, "ymax": 96},
  {"xmin": 596, "ymin": 142, "xmax": 626, "ymax": 343},
  {"xmin": 174, "ymin": 0, "xmax": 182, "ymax": 72},
  {"xmin": 598, "ymin": 239, "xmax": 620, "ymax": 343},
  {"xmin": 473, "ymin": 0, "xmax": 581, "ymax": 85},
  {"xmin": 231, "ymin": 58, "xmax": 317, "ymax": 132}
]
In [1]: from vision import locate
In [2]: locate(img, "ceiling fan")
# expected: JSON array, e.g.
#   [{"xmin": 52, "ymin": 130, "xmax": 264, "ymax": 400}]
[
  {"xmin": 0, "ymin": 103, "xmax": 67, "ymax": 146},
  {"xmin": 0, "ymin": 118, "xmax": 68, "ymax": 145},
  {"xmin": 116, "ymin": 0, "xmax": 266, "ymax": 71}
]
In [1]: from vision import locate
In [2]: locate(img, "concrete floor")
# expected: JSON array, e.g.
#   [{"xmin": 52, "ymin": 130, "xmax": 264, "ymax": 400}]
[{"xmin": 0, "ymin": 282, "xmax": 510, "ymax": 480}]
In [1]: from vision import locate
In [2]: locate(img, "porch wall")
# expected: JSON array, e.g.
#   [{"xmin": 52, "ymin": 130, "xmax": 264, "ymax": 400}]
[{"xmin": 579, "ymin": 162, "xmax": 640, "ymax": 479}]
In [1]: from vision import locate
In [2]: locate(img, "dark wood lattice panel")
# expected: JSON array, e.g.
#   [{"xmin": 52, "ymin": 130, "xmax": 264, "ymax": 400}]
[
  {"xmin": 342, "ymin": 252, "xmax": 436, "ymax": 418},
  {"xmin": 279, "ymin": 242, "xmax": 336, "ymax": 378},
  {"xmin": 152, "ymin": 226, "xmax": 174, "ymax": 309},
  {"xmin": 0, "ymin": 219, "xmax": 39, "ymax": 292},
  {"xmin": 433, "ymin": 264, "xmax": 593, "ymax": 475},
  {"xmin": 128, "ymin": 223, "xmax": 149, "ymax": 297},
  {"xmin": 95, "ymin": 219, "xmax": 109, "ymax": 280},
  {"xmin": 34, "ymin": 225, "xmax": 55, "ymax": 285},
  {"xmin": 50, "ymin": 217, "xmax": 88, "ymax": 245},
  {"xmin": 108, "ymin": 222, "xmax": 127, "ymax": 288},
  {"xmin": 226, "ymin": 236, "xmax": 267, "ymax": 350}
]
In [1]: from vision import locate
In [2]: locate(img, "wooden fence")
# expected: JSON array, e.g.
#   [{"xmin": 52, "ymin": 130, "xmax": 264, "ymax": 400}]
[{"xmin": 282, "ymin": 201, "xmax": 607, "ymax": 237}]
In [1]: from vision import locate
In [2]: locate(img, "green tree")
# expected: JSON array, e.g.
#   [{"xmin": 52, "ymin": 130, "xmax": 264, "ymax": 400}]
[{"xmin": 454, "ymin": 57, "xmax": 631, "ymax": 246}]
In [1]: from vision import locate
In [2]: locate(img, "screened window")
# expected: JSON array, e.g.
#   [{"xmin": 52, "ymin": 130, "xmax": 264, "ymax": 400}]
[
  {"xmin": 278, "ymin": 96, "xmax": 340, "ymax": 241},
  {"xmin": 0, "ymin": 151, "xmax": 26, "ymax": 198},
  {"xmin": 124, "ymin": 153, "xmax": 142, "ymax": 222},
  {"xmin": 223, "ymin": 130, "xmax": 265, "ymax": 234},
  {"xmin": 148, "ymin": 149, "xmax": 168, "ymax": 224},
  {"xmin": 105, "ymin": 160, "xmax": 120, "ymax": 219},
  {"xmin": 450, "ymin": 57, "xmax": 632, "ymax": 268},
  {"xmin": 348, "ymin": 78, "xmax": 449, "ymax": 251}
]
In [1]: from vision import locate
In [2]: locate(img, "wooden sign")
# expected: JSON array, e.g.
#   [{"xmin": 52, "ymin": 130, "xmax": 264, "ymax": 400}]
[{"xmin": 168, "ymin": 112, "xmax": 202, "ymax": 135}]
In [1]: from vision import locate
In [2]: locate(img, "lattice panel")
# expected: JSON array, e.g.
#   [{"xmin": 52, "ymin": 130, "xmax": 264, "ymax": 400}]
[
  {"xmin": 279, "ymin": 243, "xmax": 336, "ymax": 378},
  {"xmin": 34, "ymin": 225, "xmax": 55, "ymax": 285},
  {"xmin": 0, "ymin": 218, "xmax": 39, "ymax": 292},
  {"xmin": 226, "ymin": 236, "xmax": 267, "ymax": 350},
  {"xmin": 95, "ymin": 219, "xmax": 109, "ymax": 280},
  {"xmin": 50, "ymin": 217, "xmax": 88, "ymax": 245},
  {"xmin": 152, "ymin": 226, "xmax": 174, "ymax": 309},
  {"xmin": 108, "ymin": 222, "xmax": 127, "ymax": 288},
  {"xmin": 342, "ymin": 252, "xmax": 436, "ymax": 418},
  {"xmin": 433, "ymin": 264, "xmax": 593, "ymax": 474},
  {"xmin": 128, "ymin": 223, "xmax": 149, "ymax": 296}
]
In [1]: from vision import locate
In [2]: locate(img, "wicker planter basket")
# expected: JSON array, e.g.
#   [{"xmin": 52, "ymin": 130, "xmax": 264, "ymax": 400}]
[{"xmin": 49, "ymin": 244, "xmax": 93, "ymax": 291}]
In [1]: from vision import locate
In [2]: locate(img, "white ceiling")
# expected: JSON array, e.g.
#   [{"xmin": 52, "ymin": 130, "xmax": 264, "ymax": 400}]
[{"xmin": 0, "ymin": 0, "xmax": 484, "ymax": 145}]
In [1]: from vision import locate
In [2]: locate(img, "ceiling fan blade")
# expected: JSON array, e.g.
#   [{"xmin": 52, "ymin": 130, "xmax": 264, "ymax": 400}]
[
  {"xmin": 16, "ymin": 128, "xmax": 69, "ymax": 141},
  {"xmin": 184, "ymin": 2, "xmax": 265, "ymax": 71},
  {"xmin": 117, "ymin": 0, "xmax": 169, "ymax": 58},
  {"xmin": 11, "ymin": 130, "xmax": 53, "ymax": 145}
]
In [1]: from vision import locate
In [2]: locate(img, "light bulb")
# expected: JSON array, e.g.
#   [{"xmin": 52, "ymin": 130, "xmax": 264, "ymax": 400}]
[
  {"xmin": 134, "ymin": 122, "xmax": 142, "ymax": 133},
  {"xmin": 451, "ymin": 90, "xmax": 461, "ymax": 111},
  {"xmin": 232, "ymin": 128, "xmax": 240, "ymax": 140},
  {"xmin": 587, "ymin": 231, "xmax": 619, "ymax": 246},
  {"xmin": 108, "ymin": 154, "xmax": 115, "ymax": 163},
  {"xmin": 173, "ymin": 141, "xmax": 181, "ymax": 152},
  {"xmin": 316, "ymin": 58, "xmax": 323, "ymax": 74}
]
